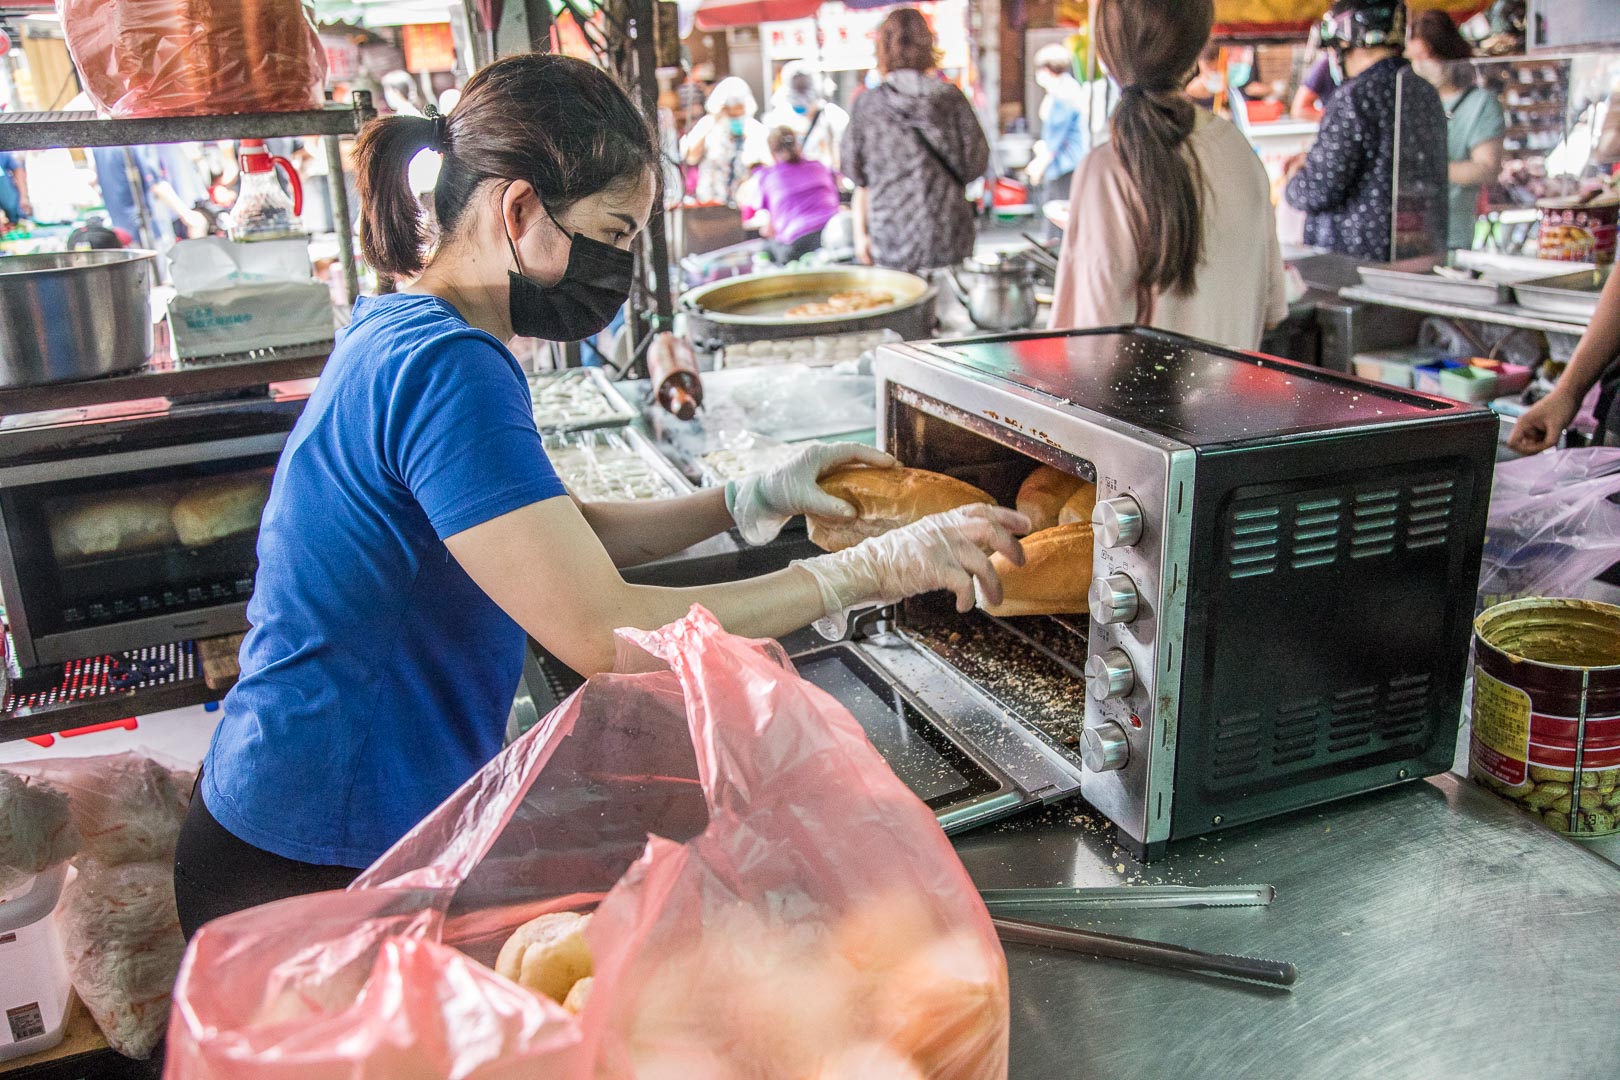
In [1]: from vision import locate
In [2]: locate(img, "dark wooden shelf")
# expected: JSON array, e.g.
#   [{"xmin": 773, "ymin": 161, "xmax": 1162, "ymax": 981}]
[
  {"xmin": 0, "ymin": 103, "xmax": 370, "ymax": 152},
  {"xmin": 0, "ymin": 342, "xmax": 330, "ymax": 416},
  {"xmin": 0, "ymin": 676, "xmax": 228, "ymax": 746}
]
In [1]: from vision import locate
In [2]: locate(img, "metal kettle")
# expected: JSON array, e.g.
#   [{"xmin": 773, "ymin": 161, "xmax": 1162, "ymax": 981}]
[{"xmin": 949, "ymin": 254, "xmax": 1039, "ymax": 332}]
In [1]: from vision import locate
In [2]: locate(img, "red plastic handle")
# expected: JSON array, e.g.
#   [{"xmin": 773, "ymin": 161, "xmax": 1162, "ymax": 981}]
[{"xmin": 271, "ymin": 155, "xmax": 303, "ymax": 217}]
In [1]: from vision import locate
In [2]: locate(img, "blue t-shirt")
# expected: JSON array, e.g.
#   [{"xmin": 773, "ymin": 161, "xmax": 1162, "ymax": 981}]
[{"xmin": 203, "ymin": 294, "xmax": 567, "ymax": 866}]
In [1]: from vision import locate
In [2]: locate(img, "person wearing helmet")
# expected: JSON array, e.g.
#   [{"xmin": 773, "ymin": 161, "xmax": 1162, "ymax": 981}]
[
  {"xmin": 1283, "ymin": 0, "xmax": 1448, "ymax": 261},
  {"xmin": 763, "ymin": 61, "xmax": 851, "ymax": 176}
]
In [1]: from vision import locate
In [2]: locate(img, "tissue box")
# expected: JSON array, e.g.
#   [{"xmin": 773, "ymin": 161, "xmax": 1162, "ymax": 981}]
[{"xmin": 166, "ymin": 238, "xmax": 336, "ymax": 359}]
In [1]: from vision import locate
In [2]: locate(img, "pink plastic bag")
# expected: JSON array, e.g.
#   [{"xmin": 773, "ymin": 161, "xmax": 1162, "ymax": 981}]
[
  {"xmin": 166, "ymin": 607, "xmax": 1009, "ymax": 1079},
  {"xmin": 59, "ymin": 0, "xmax": 326, "ymax": 118},
  {"xmin": 1478, "ymin": 447, "xmax": 1620, "ymax": 613}
]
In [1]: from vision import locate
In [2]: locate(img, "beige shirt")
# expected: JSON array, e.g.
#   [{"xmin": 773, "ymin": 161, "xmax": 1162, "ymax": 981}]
[{"xmin": 1049, "ymin": 111, "xmax": 1287, "ymax": 352}]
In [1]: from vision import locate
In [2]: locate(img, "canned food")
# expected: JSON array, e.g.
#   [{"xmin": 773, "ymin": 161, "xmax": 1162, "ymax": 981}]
[
  {"xmin": 1536, "ymin": 195, "xmax": 1620, "ymax": 266},
  {"xmin": 1471, "ymin": 598, "xmax": 1620, "ymax": 836}
]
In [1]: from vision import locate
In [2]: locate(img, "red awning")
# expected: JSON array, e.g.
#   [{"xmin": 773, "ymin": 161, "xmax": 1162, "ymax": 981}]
[{"xmin": 693, "ymin": 0, "xmax": 822, "ymax": 31}]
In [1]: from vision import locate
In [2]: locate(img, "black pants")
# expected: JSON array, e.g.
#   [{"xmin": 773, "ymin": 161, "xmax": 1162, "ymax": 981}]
[
  {"xmin": 173, "ymin": 785, "xmax": 361, "ymax": 941},
  {"xmin": 769, "ymin": 227, "xmax": 823, "ymax": 265}
]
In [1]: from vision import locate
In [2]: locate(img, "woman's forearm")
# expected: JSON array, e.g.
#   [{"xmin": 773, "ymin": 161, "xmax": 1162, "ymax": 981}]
[
  {"xmin": 579, "ymin": 486, "xmax": 734, "ymax": 567},
  {"xmin": 1554, "ymin": 268, "xmax": 1620, "ymax": 402},
  {"xmin": 851, "ymin": 187, "xmax": 870, "ymax": 240}
]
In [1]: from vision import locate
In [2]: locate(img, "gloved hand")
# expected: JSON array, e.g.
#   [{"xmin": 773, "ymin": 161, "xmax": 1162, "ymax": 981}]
[
  {"xmin": 794, "ymin": 504, "xmax": 1031, "ymax": 639},
  {"xmin": 726, "ymin": 442, "xmax": 897, "ymax": 545}
]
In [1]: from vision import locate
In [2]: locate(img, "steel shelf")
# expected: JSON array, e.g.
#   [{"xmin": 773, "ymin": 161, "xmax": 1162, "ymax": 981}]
[
  {"xmin": 0, "ymin": 341, "xmax": 330, "ymax": 416},
  {"xmin": 1339, "ymin": 284, "xmax": 1590, "ymax": 337},
  {"xmin": 0, "ymin": 102, "xmax": 371, "ymax": 151}
]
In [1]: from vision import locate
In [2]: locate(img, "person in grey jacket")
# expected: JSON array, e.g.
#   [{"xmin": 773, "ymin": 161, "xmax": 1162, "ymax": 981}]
[{"xmin": 841, "ymin": 8, "xmax": 989, "ymax": 273}]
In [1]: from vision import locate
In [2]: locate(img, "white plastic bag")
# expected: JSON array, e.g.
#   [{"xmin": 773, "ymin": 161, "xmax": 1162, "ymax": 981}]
[
  {"xmin": 0, "ymin": 771, "xmax": 78, "ymax": 901},
  {"xmin": 166, "ymin": 238, "xmax": 334, "ymax": 358},
  {"xmin": 1478, "ymin": 448, "xmax": 1620, "ymax": 613}
]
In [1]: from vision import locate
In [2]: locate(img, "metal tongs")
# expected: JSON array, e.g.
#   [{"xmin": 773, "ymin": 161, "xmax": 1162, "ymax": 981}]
[{"xmin": 981, "ymin": 884, "xmax": 1297, "ymax": 989}]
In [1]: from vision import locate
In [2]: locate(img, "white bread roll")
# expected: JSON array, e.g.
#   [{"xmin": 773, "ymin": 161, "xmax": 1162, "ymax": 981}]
[
  {"xmin": 1057, "ymin": 481, "xmax": 1098, "ymax": 527},
  {"xmin": 495, "ymin": 911, "xmax": 593, "ymax": 1005},
  {"xmin": 978, "ymin": 522, "xmax": 1094, "ymax": 617},
  {"xmin": 1016, "ymin": 465, "xmax": 1086, "ymax": 533},
  {"xmin": 48, "ymin": 494, "xmax": 178, "ymax": 560},
  {"xmin": 806, "ymin": 467, "xmax": 997, "ymax": 552},
  {"xmin": 172, "ymin": 475, "xmax": 272, "ymax": 547}
]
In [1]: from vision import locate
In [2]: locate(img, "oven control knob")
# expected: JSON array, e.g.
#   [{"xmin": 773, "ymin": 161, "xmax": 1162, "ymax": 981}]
[
  {"xmin": 1093, "ymin": 496, "xmax": 1145, "ymax": 549},
  {"xmin": 1081, "ymin": 721, "xmax": 1131, "ymax": 772},
  {"xmin": 1089, "ymin": 573, "xmax": 1140, "ymax": 626},
  {"xmin": 1085, "ymin": 648, "xmax": 1135, "ymax": 701}
]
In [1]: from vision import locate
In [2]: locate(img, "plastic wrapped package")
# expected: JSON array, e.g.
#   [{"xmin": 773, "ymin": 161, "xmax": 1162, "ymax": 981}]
[
  {"xmin": 59, "ymin": 859, "xmax": 186, "ymax": 1059},
  {"xmin": 0, "ymin": 771, "xmax": 78, "ymax": 901},
  {"xmin": 167, "ymin": 607, "xmax": 1009, "ymax": 1079},
  {"xmin": 59, "ymin": 0, "xmax": 326, "ymax": 118},
  {"xmin": 7, "ymin": 753, "xmax": 192, "ymax": 866},
  {"xmin": 3, "ymin": 753, "xmax": 194, "ymax": 1059},
  {"xmin": 1477, "ymin": 448, "xmax": 1620, "ymax": 613}
]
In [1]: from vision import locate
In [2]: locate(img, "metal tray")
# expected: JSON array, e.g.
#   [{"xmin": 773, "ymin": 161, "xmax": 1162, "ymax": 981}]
[
  {"xmin": 1511, "ymin": 269, "xmax": 1610, "ymax": 320},
  {"xmin": 1355, "ymin": 265, "xmax": 1511, "ymax": 307},
  {"xmin": 529, "ymin": 367, "xmax": 639, "ymax": 432},
  {"xmin": 540, "ymin": 426, "xmax": 695, "ymax": 502}
]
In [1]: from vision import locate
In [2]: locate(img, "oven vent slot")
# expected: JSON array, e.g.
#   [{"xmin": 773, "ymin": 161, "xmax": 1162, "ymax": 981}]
[
  {"xmin": 1212, "ymin": 710, "xmax": 1264, "ymax": 779},
  {"xmin": 1271, "ymin": 699, "xmax": 1323, "ymax": 766},
  {"xmin": 1404, "ymin": 479, "xmax": 1456, "ymax": 552},
  {"xmin": 1223, "ymin": 506, "xmax": 1280, "ymax": 580},
  {"xmin": 1288, "ymin": 498, "xmax": 1342, "ymax": 570}
]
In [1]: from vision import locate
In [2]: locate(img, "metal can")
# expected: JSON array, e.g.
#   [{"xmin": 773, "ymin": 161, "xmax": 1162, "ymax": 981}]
[
  {"xmin": 1471, "ymin": 598, "xmax": 1620, "ymax": 836},
  {"xmin": 1536, "ymin": 195, "xmax": 1620, "ymax": 266}
]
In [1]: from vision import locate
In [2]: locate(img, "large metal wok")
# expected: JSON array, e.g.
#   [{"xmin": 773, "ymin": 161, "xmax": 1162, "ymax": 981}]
[{"xmin": 680, "ymin": 267, "xmax": 936, "ymax": 353}]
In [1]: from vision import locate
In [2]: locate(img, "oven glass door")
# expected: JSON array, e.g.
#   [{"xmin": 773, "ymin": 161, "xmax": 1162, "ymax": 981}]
[{"xmin": 2, "ymin": 453, "xmax": 279, "ymax": 648}]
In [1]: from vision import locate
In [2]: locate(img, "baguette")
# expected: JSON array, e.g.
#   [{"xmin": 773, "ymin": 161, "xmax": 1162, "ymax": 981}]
[
  {"xmin": 1016, "ymin": 465, "xmax": 1086, "ymax": 532},
  {"xmin": 806, "ymin": 467, "xmax": 997, "ymax": 552},
  {"xmin": 1057, "ymin": 481, "xmax": 1098, "ymax": 527},
  {"xmin": 978, "ymin": 522, "xmax": 1094, "ymax": 617},
  {"xmin": 172, "ymin": 475, "xmax": 272, "ymax": 547}
]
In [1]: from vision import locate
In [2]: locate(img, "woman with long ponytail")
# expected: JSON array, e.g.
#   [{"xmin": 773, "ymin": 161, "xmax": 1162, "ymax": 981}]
[{"xmin": 1049, "ymin": 0, "xmax": 1286, "ymax": 350}]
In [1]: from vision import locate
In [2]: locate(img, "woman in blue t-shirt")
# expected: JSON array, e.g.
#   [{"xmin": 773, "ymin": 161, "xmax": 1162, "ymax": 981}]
[{"xmin": 173, "ymin": 53, "xmax": 1028, "ymax": 937}]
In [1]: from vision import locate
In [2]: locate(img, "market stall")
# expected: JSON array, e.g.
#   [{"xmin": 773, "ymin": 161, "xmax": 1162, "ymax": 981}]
[{"xmin": 3, "ymin": 1, "xmax": 1620, "ymax": 1077}]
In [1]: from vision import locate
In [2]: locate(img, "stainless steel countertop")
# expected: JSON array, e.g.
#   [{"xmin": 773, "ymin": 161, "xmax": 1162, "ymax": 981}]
[{"xmin": 956, "ymin": 771, "xmax": 1620, "ymax": 1080}]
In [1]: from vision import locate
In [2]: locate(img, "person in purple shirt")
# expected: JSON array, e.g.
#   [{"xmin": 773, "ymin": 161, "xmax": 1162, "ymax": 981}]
[{"xmin": 755, "ymin": 127, "xmax": 842, "ymax": 264}]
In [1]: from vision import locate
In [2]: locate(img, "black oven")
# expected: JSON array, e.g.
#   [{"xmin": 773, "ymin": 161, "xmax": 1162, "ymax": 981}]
[{"xmin": 0, "ymin": 396, "xmax": 306, "ymax": 670}]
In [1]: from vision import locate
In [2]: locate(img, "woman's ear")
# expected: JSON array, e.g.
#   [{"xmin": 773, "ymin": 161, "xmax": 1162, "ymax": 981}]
[{"xmin": 500, "ymin": 180, "xmax": 539, "ymax": 248}]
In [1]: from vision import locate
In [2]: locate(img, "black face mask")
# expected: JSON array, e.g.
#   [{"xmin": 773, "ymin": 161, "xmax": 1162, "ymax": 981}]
[{"xmin": 506, "ymin": 199, "xmax": 634, "ymax": 342}]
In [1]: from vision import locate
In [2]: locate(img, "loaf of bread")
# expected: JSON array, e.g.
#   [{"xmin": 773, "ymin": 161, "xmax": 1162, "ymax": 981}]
[
  {"xmin": 806, "ymin": 467, "xmax": 997, "ymax": 552},
  {"xmin": 48, "ymin": 494, "xmax": 178, "ymax": 561},
  {"xmin": 496, "ymin": 911, "xmax": 593, "ymax": 1005},
  {"xmin": 978, "ymin": 522, "xmax": 1094, "ymax": 617},
  {"xmin": 1057, "ymin": 481, "xmax": 1098, "ymax": 527},
  {"xmin": 172, "ymin": 475, "xmax": 272, "ymax": 548},
  {"xmin": 1015, "ymin": 465, "xmax": 1086, "ymax": 532}
]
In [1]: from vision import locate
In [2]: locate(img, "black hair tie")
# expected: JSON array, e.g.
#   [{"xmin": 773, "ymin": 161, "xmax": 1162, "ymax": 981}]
[{"xmin": 424, "ymin": 104, "xmax": 449, "ymax": 152}]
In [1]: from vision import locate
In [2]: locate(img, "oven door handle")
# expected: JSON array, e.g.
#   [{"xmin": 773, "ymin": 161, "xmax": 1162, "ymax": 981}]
[{"xmin": 0, "ymin": 433, "xmax": 291, "ymax": 487}]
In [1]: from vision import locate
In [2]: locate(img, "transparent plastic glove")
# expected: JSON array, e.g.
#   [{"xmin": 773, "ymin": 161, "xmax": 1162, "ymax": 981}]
[
  {"xmin": 795, "ymin": 504, "xmax": 1031, "ymax": 639},
  {"xmin": 725, "ymin": 442, "xmax": 897, "ymax": 545}
]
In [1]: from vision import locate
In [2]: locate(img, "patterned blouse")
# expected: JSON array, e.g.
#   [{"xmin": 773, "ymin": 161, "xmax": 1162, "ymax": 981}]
[
  {"xmin": 1285, "ymin": 57, "xmax": 1448, "ymax": 261},
  {"xmin": 841, "ymin": 71, "xmax": 991, "ymax": 273}
]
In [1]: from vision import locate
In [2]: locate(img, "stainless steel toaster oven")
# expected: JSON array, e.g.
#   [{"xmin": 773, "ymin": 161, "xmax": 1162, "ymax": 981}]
[
  {"xmin": 797, "ymin": 328, "xmax": 1498, "ymax": 860},
  {"xmin": 0, "ymin": 396, "xmax": 305, "ymax": 670}
]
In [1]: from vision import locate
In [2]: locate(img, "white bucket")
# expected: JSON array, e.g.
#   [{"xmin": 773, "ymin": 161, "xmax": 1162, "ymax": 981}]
[{"xmin": 0, "ymin": 862, "xmax": 72, "ymax": 1061}]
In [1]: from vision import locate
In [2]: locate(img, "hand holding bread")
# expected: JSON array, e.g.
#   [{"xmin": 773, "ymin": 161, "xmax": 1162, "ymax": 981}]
[
  {"xmin": 726, "ymin": 442, "xmax": 898, "ymax": 545},
  {"xmin": 805, "ymin": 466, "xmax": 997, "ymax": 552}
]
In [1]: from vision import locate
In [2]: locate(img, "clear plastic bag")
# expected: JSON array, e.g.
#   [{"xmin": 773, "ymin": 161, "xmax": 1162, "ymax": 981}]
[
  {"xmin": 166, "ymin": 607, "xmax": 1009, "ymax": 1079},
  {"xmin": 1478, "ymin": 448, "xmax": 1620, "ymax": 613},
  {"xmin": 59, "ymin": 0, "xmax": 326, "ymax": 118}
]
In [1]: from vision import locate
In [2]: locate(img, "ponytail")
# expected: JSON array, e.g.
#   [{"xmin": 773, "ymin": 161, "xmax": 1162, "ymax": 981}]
[
  {"xmin": 1094, "ymin": 0, "xmax": 1215, "ymax": 313},
  {"xmin": 354, "ymin": 114, "xmax": 440, "ymax": 279},
  {"xmin": 1111, "ymin": 85, "xmax": 1202, "ymax": 306},
  {"xmin": 351, "ymin": 54, "xmax": 660, "ymax": 282}
]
